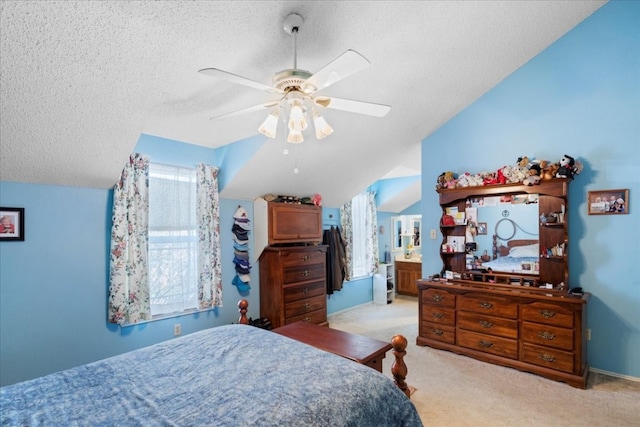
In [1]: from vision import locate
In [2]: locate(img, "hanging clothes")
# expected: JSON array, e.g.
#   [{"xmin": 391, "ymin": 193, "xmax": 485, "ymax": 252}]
[{"xmin": 323, "ymin": 225, "xmax": 347, "ymax": 294}]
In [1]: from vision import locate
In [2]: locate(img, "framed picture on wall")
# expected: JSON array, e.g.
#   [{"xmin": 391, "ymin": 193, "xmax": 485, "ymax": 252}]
[
  {"xmin": 587, "ymin": 189, "xmax": 629, "ymax": 215},
  {"xmin": 476, "ymin": 222, "xmax": 488, "ymax": 235},
  {"xmin": 0, "ymin": 207, "xmax": 25, "ymax": 241}
]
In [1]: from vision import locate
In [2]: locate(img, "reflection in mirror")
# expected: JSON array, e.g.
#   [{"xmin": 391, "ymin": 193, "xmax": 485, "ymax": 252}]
[
  {"xmin": 465, "ymin": 194, "xmax": 539, "ymax": 275},
  {"xmin": 391, "ymin": 217, "xmax": 403, "ymax": 252},
  {"xmin": 411, "ymin": 217, "xmax": 421, "ymax": 248},
  {"xmin": 391, "ymin": 215, "xmax": 422, "ymax": 252}
]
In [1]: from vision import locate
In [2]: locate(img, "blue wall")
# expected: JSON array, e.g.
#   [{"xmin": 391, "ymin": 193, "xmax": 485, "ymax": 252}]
[{"xmin": 421, "ymin": 1, "xmax": 639, "ymax": 378}]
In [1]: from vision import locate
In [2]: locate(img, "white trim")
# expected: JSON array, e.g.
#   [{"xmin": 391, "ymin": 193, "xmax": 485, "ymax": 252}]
[{"xmin": 589, "ymin": 367, "xmax": 640, "ymax": 383}]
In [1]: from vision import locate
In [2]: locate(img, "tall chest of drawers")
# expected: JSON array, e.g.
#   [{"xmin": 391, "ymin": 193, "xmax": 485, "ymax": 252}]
[
  {"xmin": 417, "ymin": 281, "xmax": 590, "ymax": 388},
  {"xmin": 259, "ymin": 245, "xmax": 328, "ymax": 329}
]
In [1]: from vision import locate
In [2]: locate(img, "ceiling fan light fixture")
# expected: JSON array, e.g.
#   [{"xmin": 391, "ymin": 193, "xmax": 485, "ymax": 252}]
[
  {"xmin": 287, "ymin": 129, "xmax": 304, "ymax": 144},
  {"xmin": 258, "ymin": 110, "xmax": 279, "ymax": 139},
  {"xmin": 287, "ymin": 100, "xmax": 308, "ymax": 132},
  {"xmin": 313, "ymin": 109, "xmax": 333, "ymax": 140}
]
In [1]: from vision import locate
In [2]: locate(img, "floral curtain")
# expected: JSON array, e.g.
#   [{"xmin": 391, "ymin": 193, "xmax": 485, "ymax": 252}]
[
  {"xmin": 196, "ymin": 164, "xmax": 223, "ymax": 308},
  {"xmin": 340, "ymin": 199, "xmax": 354, "ymax": 281},
  {"xmin": 108, "ymin": 153, "xmax": 150, "ymax": 324},
  {"xmin": 365, "ymin": 191, "xmax": 380, "ymax": 274}
]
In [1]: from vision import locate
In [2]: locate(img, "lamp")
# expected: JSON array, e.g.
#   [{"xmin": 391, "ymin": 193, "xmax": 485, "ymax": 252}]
[
  {"xmin": 312, "ymin": 109, "xmax": 333, "ymax": 139},
  {"xmin": 258, "ymin": 110, "xmax": 279, "ymax": 139}
]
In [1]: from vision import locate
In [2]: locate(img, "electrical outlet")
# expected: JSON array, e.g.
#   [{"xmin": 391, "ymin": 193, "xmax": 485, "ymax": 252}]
[
  {"xmin": 174, "ymin": 324, "xmax": 182, "ymax": 336},
  {"xmin": 586, "ymin": 328, "xmax": 591, "ymax": 341},
  {"xmin": 430, "ymin": 229, "xmax": 437, "ymax": 239}
]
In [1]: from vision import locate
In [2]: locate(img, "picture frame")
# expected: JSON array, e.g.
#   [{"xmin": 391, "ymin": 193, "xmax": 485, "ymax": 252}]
[
  {"xmin": 0, "ymin": 207, "xmax": 25, "ymax": 241},
  {"xmin": 587, "ymin": 189, "xmax": 629, "ymax": 215},
  {"xmin": 477, "ymin": 222, "xmax": 488, "ymax": 235}
]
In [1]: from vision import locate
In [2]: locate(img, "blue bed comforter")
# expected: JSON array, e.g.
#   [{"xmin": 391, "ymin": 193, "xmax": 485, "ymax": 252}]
[{"xmin": 1, "ymin": 324, "xmax": 422, "ymax": 426}]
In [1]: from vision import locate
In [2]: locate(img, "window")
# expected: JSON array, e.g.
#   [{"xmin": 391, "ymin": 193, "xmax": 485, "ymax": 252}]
[
  {"xmin": 148, "ymin": 163, "xmax": 198, "ymax": 316},
  {"xmin": 350, "ymin": 193, "xmax": 368, "ymax": 278},
  {"xmin": 341, "ymin": 192, "xmax": 378, "ymax": 280}
]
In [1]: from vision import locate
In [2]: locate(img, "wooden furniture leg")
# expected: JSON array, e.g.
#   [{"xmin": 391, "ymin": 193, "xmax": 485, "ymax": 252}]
[
  {"xmin": 391, "ymin": 334, "xmax": 410, "ymax": 398},
  {"xmin": 238, "ymin": 299, "xmax": 249, "ymax": 324}
]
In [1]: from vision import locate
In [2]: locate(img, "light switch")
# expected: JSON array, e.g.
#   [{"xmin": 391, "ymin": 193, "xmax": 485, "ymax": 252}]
[{"xmin": 430, "ymin": 229, "xmax": 437, "ymax": 239}]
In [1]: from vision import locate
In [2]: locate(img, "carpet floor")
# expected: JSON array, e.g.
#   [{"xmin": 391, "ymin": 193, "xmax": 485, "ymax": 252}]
[{"xmin": 328, "ymin": 295, "xmax": 640, "ymax": 427}]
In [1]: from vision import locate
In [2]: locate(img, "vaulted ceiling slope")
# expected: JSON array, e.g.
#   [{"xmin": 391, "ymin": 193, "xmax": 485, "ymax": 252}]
[{"xmin": 0, "ymin": 1, "xmax": 605, "ymax": 208}]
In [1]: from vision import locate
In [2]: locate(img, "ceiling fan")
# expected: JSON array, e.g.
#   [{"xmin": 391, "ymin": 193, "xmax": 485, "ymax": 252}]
[{"xmin": 198, "ymin": 13, "xmax": 391, "ymax": 143}]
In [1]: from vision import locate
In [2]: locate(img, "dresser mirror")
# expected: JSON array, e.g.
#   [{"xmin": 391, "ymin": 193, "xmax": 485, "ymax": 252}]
[{"xmin": 464, "ymin": 194, "xmax": 540, "ymax": 276}]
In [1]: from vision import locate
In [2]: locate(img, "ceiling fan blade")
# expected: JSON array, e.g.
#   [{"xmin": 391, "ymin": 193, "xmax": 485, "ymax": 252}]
[
  {"xmin": 199, "ymin": 68, "xmax": 283, "ymax": 94},
  {"xmin": 210, "ymin": 100, "xmax": 281, "ymax": 120},
  {"xmin": 314, "ymin": 96, "xmax": 391, "ymax": 117},
  {"xmin": 302, "ymin": 49, "xmax": 370, "ymax": 93}
]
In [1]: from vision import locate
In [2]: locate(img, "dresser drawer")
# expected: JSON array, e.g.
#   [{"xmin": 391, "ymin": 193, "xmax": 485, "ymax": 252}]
[
  {"xmin": 421, "ymin": 288, "xmax": 456, "ymax": 308},
  {"xmin": 285, "ymin": 308, "xmax": 327, "ymax": 325},
  {"xmin": 458, "ymin": 294, "xmax": 517, "ymax": 319},
  {"xmin": 458, "ymin": 311, "xmax": 518, "ymax": 339},
  {"xmin": 457, "ymin": 329, "xmax": 518, "ymax": 359},
  {"xmin": 521, "ymin": 303, "xmax": 574, "ymax": 328},
  {"xmin": 284, "ymin": 281, "xmax": 325, "ymax": 304},
  {"xmin": 283, "ymin": 263, "xmax": 325, "ymax": 284},
  {"xmin": 282, "ymin": 250, "xmax": 326, "ymax": 268},
  {"xmin": 421, "ymin": 322, "xmax": 455, "ymax": 344},
  {"xmin": 521, "ymin": 343, "xmax": 574, "ymax": 374},
  {"xmin": 284, "ymin": 294, "xmax": 326, "ymax": 319},
  {"xmin": 521, "ymin": 322, "xmax": 573, "ymax": 351},
  {"xmin": 422, "ymin": 306, "xmax": 455, "ymax": 326}
]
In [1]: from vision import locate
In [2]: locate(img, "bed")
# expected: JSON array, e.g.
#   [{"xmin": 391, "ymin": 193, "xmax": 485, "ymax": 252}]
[
  {"xmin": 0, "ymin": 301, "xmax": 422, "ymax": 426},
  {"xmin": 480, "ymin": 238, "xmax": 539, "ymax": 274}
]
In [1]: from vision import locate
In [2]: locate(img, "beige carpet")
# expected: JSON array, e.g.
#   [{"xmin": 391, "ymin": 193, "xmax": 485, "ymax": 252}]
[{"xmin": 328, "ymin": 295, "xmax": 640, "ymax": 427}]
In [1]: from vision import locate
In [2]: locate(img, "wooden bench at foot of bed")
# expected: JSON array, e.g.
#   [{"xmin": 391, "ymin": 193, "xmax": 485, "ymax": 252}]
[{"xmin": 238, "ymin": 299, "xmax": 411, "ymax": 398}]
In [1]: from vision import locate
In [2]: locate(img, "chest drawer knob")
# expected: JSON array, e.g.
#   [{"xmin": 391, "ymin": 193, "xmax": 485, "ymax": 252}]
[
  {"xmin": 432, "ymin": 312, "xmax": 444, "ymax": 319},
  {"xmin": 303, "ymin": 317, "xmax": 311, "ymax": 323},
  {"xmin": 479, "ymin": 339, "xmax": 494, "ymax": 348},
  {"xmin": 302, "ymin": 287, "xmax": 310, "ymax": 294},
  {"xmin": 538, "ymin": 353, "xmax": 556, "ymax": 362},
  {"xmin": 302, "ymin": 270, "xmax": 309, "ymax": 277},
  {"xmin": 539, "ymin": 309, "xmax": 556, "ymax": 319},
  {"xmin": 432, "ymin": 294, "xmax": 444, "ymax": 302},
  {"xmin": 538, "ymin": 331, "xmax": 556, "ymax": 340},
  {"xmin": 432, "ymin": 329, "xmax": 444, "ymax": 336},
  {"xmin": 301, "ymin": 255, "xmax": 309, "ymax": 262},
  {"xmin": 479, "ymin": 320, "xmax": 494, "ymax": 329},
  {"xmin": 302, "ymin": 302, "xmax": 311, "ymax": 311},
  {"xmin": 479, "ymin": 301, "xmax": 493, "ymax": 309}
]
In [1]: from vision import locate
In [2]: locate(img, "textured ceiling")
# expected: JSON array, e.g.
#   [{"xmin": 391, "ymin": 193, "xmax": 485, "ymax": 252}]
[{"xmin": 0, "ymin": 1, "xmax": 606, "ymax": 209}]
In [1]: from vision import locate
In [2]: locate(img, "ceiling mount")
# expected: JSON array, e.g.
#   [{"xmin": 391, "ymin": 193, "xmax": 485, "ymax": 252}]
[
  {"xmin": 198, "ymin": 12, "xmax": 391, "ymax": 144},
  {"xmin": 282, "ymin": 13, "xmax": 304, "ymax": 35}
]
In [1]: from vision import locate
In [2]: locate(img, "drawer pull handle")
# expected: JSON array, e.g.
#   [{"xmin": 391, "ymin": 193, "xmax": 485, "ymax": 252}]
[
  {"xmin": 539, "ymin": 309, "xmax": 556, "ymax": 319},
  {"xmin": 302, "ymin": 288, "xmax": 310, "ymax": 294},
  {"xmin": 303, "ymin": 317, "xmax": 311, "ymax": 323},
  {"xmin": 432, "ymin": 312, "xmax": 444, "ymax": 319},
  {"xmin": 302, "ymin": 255, "xmax": 309, "ymax": 261},
  {"xmin": 479, "ymin": 340, "xmax": 493, "ymax": 348},
  {"xmin": 538, "ymin": 353, "xmax": 556, "ymax": 362},
  {"xmin": 479, "ymin": 320, "xmax": 494, "ymax": 328},
  {"xmin": 302, "ymin": 270, "xmax": 309, "ymax": 277},
  {"xmin": 302, "ymin": 302, "xmax": 311, "ymax": 311},
  {"xmin": 479, "ymin": 301, "xmax": 493, "ymax": 309},
  {"xmin": 432, "ymin": 295, "xmax": 444, "ymax": 302},
  {"xmin": 432, "ymin": 329, "xmax": 444, "ymax": 336},
  {"xmin": 538, "ymin": 331, "xmax": 556, "ymax": 340}
]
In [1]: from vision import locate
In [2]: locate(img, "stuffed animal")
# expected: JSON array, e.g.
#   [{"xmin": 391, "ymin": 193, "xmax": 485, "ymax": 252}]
[
  {"xmin": 541, "ymin": 161, "xmax": 559, "ymax": 180},
  {"xmin": 523, "ymin": 175, "xmax": 541, "ymax": 186},
  {"xmin": 443, "ymin": 171, "xmax": 457, "ymax": 188},
  {"xmin": 556, "ymin": 155, "xmax": 577, "ymax": 179}
]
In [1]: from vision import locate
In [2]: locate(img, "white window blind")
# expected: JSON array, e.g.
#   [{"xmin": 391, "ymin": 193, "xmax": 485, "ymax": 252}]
[{"xmin": 148, "ymin": 163, "xmax": 198, "ymax": 316}]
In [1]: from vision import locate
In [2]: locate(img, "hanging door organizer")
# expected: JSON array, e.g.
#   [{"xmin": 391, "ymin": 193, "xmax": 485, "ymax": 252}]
[{"xmin": 232, "ymin": 206, "xmax": 251, "ymax": 292}]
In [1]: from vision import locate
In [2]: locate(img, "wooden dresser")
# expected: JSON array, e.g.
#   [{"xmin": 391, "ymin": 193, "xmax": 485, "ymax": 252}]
[
  {"xmin": 417, "ymin": 280, "xmax": 590, "ymax": 388},
  {"xmin": 259, "ymin": 245, "xmax": 328, "ymax": 329}
]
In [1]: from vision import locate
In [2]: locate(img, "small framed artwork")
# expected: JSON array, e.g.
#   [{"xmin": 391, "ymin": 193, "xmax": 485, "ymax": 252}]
[
  {"xmin": 0, "ymin": 207, "xmax": 25, "ymax": 241},
  {"xmin": 477, "ymin": 222, "xmax": 488, "ymax": 235},
  {"xmin": 588, "ymin": 189, "xmax": 629, "ymax": 215}
]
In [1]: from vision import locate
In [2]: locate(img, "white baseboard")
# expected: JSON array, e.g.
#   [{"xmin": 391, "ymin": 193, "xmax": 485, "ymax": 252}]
[{"xmin": 589, "ymin": 367, "xmax": 640, "ymax": 383}]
